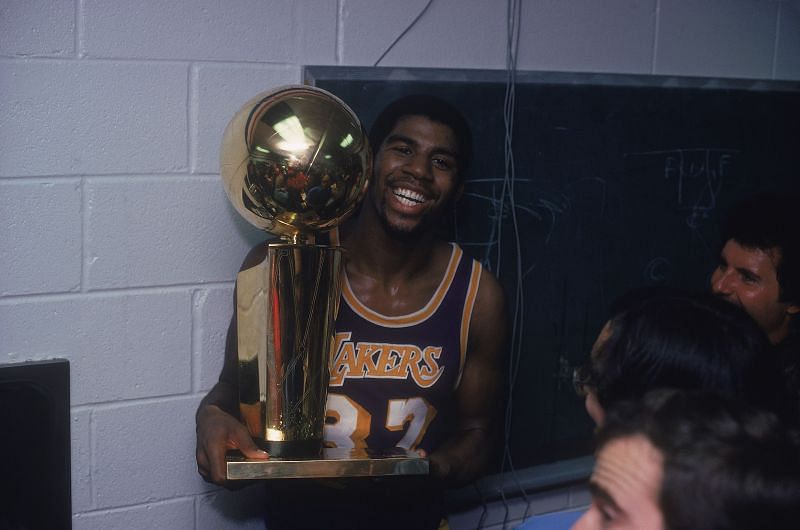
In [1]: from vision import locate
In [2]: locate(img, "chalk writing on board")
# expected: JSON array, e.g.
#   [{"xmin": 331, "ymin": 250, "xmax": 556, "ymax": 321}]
[
  {"xmin": 644, "ymin": 256, "xmax": 671, "ymax": 282},
  {"xmin": 625, "ymin": 148, "xmax": 739, "ymax": 228},
  {"xmin": 455, "ymin": 177, "xmax": 569, "ymax": 279}
]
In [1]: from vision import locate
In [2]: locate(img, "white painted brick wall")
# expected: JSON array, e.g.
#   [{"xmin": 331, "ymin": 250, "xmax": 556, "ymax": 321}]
[
  {"xmin": 84, "ymin": 177, "xmax": 258, "ymax": 289},
  {"xmin": 341, "ymin": 0, "xmax": 506, "ymax": 67},
  {"xmin": 517, "ymin": 0, "xmax": 658, "ymax": 74},
  {"xmin": 92, "ymin": 397, "xmax": 209, "ymax": 508},
  {"xmin": 73, "ymin": 498, "xmax": 196, "ymax": 530},
  {"xmin": 0, "ymin": 179, "xmax": 82, "ymax": 295},
  {"xmin": 1, "ymin": 1, "xmax": 795, "ymax": 528},
  {"xmin": 71, "ymin": 409, "xmax": 93, "ymax": 513},
  {"xmin": 777, "ymin": 2, "xmax": 800, "ymax": 79},
  {"xmin": 0, "ymin": 60, "xmax": 189, "ymax": 177},
  {"xmin": 0, "ymin": 291, "xmax": 191, "ymax": 404},
  {"xmin": 0, "ymin": 0, "xmax": 75, "ymax": 57},
  {"xmin": 193, "ymin": 64, "xmax": 302, "ymax": 174},
  {"xmin": 194, "ymin": 286, "xmax": 235, "ymax": 393},
  {"xmin": 656, "ymin": 0, "xmax": 778, "ymax": 78}
]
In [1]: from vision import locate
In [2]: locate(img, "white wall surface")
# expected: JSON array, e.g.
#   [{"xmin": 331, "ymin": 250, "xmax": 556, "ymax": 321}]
[{"xmin": 1, "ymin": 1, "xmax": 798, "ymax": 528}]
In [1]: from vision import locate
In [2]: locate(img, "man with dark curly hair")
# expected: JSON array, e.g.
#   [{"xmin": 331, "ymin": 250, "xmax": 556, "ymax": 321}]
[
  {"xmin": 573, "ymin": 389, "xmax": 800, "ymax": 530},
  {"xmin": 711, "ymin": 192, "xmax": 800, "ymax": 415}
]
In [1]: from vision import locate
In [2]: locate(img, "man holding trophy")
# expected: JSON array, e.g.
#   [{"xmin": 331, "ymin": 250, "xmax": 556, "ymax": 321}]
[{"xmin": 196, "ymin": 90, "xmax": 507, "ymax": 528}]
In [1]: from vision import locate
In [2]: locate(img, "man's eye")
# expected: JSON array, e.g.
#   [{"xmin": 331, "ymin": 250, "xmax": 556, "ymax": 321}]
[
  {"xmin": 392, "ymin": 146, "xmax": 411, "ymax": 155},
  {"xmin": 433, "ymin": 158, "xmax": 452, "ymax": 169},
  {"xmin": 742, "ymin": 274, "xmax": 758, "ymax": 284}
]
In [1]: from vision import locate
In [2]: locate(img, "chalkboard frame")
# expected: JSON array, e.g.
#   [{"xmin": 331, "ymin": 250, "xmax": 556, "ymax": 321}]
[
  {"xmin": 304, "ymin": 65, "xmax": 800, "ymax": 493},
  {"xmin": 306, "ymin": 65, "xmax": 800, "ymax": 94}
]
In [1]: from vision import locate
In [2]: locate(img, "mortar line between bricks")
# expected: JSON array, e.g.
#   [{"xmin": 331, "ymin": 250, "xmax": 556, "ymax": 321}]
[
  {"xmin": 74, "ymin": 495, "xmax": 200, "ymax": 516},
  {"xmin": 651, "ymin": 0, "xmax": 661, "ymax": 75},
  {"xmin": 0, "ymin": 56, "xmax": 299, "ymax": 67},
  {"xmin": 191, "ymin": 289, "xmax": 201, "ymax": 393},
  {"xmin": 77, "ymin": 392, "xmax": 203, "ymax": 412},
  {"xmin": 0, "ymin": 281, "xmax": 234, "ymax": 304},
  {"xmin": 188, "ymin": 64, "xmax": 197, "ymax": 174},
  {"xmin": 0, "ymin": 172, "xmax": 207, "ymax": 180},
  {"xmin": 336, "ymin": 0, "xmax": 343, "ymax": 64},
  {"xmin": 89, "ymin": 408, "xmax": 97, "ymax": 510},
  {"xmin": 75, "ymin": 0, "xmax": 83, "ymax": 58},
  {"xmin": 81, "ymin": 176, "xmax": 89, "ymax": 293}
]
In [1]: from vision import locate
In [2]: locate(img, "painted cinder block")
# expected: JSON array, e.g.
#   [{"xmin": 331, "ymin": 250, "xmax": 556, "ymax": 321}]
[
  {"xmin": 0, "ymin": 61, "xmax": 187, "ymax": 177},
  {"xmin": 340, "ymin": 0, "xmax": 505, "ymax": 68},
  {"xmin": 0, "ymin": 291, "xmax": 191, "ymax": 405},
  {"xmin": 0, "ymin": 179, "xmax": 82, "ymax": 296},
  {"xmin": 73, "ymin": 498, "xmax": 195, "ymax": 530},
  {"xmin": 292, "ymin": 0, "xmax": 339, "ymax": 66},
  {"xmin": 0, "ymin": 0, "xmax": 75, "ymax": 58},
  {"xmin": 71, "ymin": 409, "xmax": 93, "ymax": 513},
  {"xmin": 92, "ymin": 396, "xmax": 211, "ymax": 508},
  {"xmin": 82, "ymin": 0, "xmax": 294, "ymax": 62},
  {"xmin": 516, "ymin": 0, "xmax": 657, "ymax": 74},
  {"xmin": 775, "ymin": 2, "xmax": 800, "ymax": 80},
  {"xmin": 656, "ymin": 0, "xmax": 777, "ymax": 79},
  {"xmin": 193, "ymin": 64, "xmax": 301, "ymax": 175},
  {"xmin": 193, "ymin": 286, "xmax": 234, "ymax": 393},
  {"xmin": 84, "ymin": 177, "xmax": 262, "ymax": 289}
]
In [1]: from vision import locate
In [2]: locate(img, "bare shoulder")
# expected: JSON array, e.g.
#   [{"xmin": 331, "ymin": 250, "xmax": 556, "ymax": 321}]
[
  {"xmin": 475, "ymin": 265, "xmax": 506, "ymax": 324},
  {"xmin": 476, "ymin": 265, "xmax": 505, "ymax": 309}
]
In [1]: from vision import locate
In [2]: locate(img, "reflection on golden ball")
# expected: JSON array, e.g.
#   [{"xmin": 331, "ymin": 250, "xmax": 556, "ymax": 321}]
[{"xmin": 220, "ymin": 86, "xmax": 371, "ymax": 241}]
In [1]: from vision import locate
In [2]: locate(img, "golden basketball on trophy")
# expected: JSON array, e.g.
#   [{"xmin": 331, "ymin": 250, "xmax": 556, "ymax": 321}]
[{"xmin": 220, "ymin": 86, "xmax": 370, "ymax": 459}]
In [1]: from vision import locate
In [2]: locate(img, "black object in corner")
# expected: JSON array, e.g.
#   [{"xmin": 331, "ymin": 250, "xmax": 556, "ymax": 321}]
[{"xmin": 1, "ymin": 359, "xmax": 71, "ymax": 530}]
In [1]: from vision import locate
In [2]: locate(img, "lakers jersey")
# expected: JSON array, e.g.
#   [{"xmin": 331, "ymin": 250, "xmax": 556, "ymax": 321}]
[{"xmin": 324, "ymin": 243, "xmax": 482, "ymax": 453}]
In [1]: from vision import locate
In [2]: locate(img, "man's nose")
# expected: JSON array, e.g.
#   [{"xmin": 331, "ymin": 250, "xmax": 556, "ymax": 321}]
[
  {"xmin": 712, "ymin": 269, "xmax": 733, "ymax": 295},
  {"xmin": 404, "ymin": 154, "xmax": 431, "ymax": 180}
]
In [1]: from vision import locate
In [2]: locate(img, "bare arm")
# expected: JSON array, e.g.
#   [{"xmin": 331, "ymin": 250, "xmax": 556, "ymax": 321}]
[
  {"xmin": 195, "ymin": 243, "xmax": 271, "ymax": 486},
  {"xmin": 426, "ymin": 266, "xmax": 508, "ymax": 486}
]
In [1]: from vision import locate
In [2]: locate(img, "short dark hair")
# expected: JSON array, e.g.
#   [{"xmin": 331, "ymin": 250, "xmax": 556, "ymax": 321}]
[
  {"xmin": 721, "ymin": 192, "xmax": 800, "ymax": 307},
  {"xmin": 592, "ymin": 287, "xmax": 777, "ymax": 412},
  {"xmin": 598, "ymin": 390, "xmax": 800, "ymax": 530},
  {"xmin": 368, "ymin": 94, "xmax": 473, "ymax": 178}
]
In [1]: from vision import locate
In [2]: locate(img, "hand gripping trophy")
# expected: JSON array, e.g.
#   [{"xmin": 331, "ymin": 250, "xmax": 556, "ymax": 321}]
[{"xmin": 220, "ymin": 86, "xmax": 370, "ymax": 460}]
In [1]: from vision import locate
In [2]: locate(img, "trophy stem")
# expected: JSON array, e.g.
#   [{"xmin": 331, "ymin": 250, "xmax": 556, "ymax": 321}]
[{"xmin": 236, "ymin": 243, "xmax": 342, "ymax": 458}]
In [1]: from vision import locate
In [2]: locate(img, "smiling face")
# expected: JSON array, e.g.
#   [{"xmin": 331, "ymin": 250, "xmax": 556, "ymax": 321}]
[
  {"xmin": 369, "ymin": 115, "xmax": 462, "ymax": 238},
  {"xmin": 711, "ymin": 239, "xmax": 799, "ymax": 343},
  {"xmin": 572, "ymin": 435, "xmax": 665, "ymax": 530}
]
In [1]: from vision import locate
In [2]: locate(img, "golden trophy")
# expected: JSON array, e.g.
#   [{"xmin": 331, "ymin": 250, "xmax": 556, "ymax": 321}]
[{"xmin": 219, "ymin": 86, "xmax": 369, "ymax": 462}]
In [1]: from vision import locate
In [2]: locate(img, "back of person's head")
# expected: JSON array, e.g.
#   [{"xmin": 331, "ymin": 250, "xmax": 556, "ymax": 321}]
[
  {"xmin": 598, "ymin": 390, "xmax": 800, "ymax": 530},
  {"xmin": 592, "ymin": 286, "xmax": 776, "ymax": 411},
  {"xmin": 369, "ymin": 94, "xmax": 473, "ymax": 177},
  {"xmin": 721, "ymin": 191, "xmax": 800, "ymax": 308}
]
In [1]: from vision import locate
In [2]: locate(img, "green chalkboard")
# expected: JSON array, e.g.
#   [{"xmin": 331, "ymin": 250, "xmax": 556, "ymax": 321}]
[{"xmin": 306, "ymin": 66, "xmax": 800, "ymax": 472}]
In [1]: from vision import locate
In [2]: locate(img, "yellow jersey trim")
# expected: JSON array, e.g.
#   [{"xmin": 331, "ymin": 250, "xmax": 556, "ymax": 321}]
[
  {"xmin": 455, "ymin": 260, "xmax": 482, "ymax": 389},
  {"xmin": 342, "ymin": 244, "xmax": 463, "ymax": 328}
]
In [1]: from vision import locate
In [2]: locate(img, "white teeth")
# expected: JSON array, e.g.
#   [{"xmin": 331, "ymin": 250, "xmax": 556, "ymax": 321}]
[{"xmin": 393, "ymin": 188, "xmax": 426, "ymax": 205}]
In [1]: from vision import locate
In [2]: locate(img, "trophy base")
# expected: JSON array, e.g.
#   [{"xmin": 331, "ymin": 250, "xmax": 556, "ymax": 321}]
[
  {"xmin": 226, "ymin": 447, "xmax": 429, "ymax": 480},
  {"xmin": 256, "ymin": 438, "xmax": 322, "ymax": 459}
]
